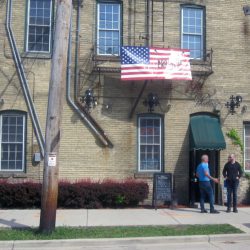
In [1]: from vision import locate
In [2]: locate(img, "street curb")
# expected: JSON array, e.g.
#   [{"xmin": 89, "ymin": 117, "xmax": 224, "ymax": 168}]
[{"xmin": 0, "ymin": 233, "xmax": 249, "ymax": 249}]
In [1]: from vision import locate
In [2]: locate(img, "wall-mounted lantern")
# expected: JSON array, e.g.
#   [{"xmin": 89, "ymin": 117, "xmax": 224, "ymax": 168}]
[
  {"xmin": 80, "ymin": 89, "xmax": 97, "ymax": 112},
  {"xmin": 143, "ymin": 93, "xmax": 159, "ymax": 112},
  {"xmin": 225, "ymin": 95, "xmax": 243, "ymax": 115}
]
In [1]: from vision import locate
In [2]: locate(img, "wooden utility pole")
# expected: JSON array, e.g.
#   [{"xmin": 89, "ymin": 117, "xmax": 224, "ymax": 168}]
[{"xmin": 39, "ymin": 0, "xmax": 72, "ymax": 234}]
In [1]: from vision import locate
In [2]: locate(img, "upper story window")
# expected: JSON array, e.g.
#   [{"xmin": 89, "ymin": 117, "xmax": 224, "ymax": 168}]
[
  {"xmin": 244, "ymin": 123, "xmax": 250, "ymax": 172},
  {"xmin": 138, "ymin": 115, "xmax": 163, "ymax": 172},
  {"xmin": 26, "ymin": 0, "xmax": 53, "ymax": 53},
  {"xmin": 97, "ymin": 1, "xmax": 121, "ymax": 56},
  {"xmin": 181, "ymin": 5, "xmax": 205, "ymax": 59},
  {"xmin": 0, "ymin": 111, "xmax": 26, "ymax": 172}
]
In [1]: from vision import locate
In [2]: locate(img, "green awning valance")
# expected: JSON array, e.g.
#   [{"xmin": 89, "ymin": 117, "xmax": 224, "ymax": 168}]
[{"xmin": 190, "ymin": 114, "xmax": 226, "ymax": 150}]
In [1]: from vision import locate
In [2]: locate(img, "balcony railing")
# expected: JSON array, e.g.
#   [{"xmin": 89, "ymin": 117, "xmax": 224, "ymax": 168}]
[{"xmin": 91, "ymin": 48, "xmax": 213, "ymax": 77}]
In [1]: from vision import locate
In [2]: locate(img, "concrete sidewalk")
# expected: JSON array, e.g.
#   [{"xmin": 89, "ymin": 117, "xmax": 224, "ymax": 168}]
[
  {"xmin": 0, "ymin": 205, "xmax": 250, "ymax": 233},
  {"xmin": 1, "ymin": 205, "xmax": 250, "ymax": 249}
]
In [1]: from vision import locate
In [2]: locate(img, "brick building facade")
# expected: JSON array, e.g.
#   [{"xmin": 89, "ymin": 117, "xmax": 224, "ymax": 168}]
[{"xmin": 0, "ymin": 0, "xmax": 250, "ymax": 205}]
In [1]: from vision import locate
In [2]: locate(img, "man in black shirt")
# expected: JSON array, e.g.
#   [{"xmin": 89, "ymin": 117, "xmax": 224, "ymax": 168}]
[{"xmin": 223, "ymin": 154, "xmax": 243, "ymax": 213}]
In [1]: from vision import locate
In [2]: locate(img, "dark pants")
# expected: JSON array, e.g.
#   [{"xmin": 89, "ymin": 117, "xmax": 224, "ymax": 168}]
[
  {"xmin": 199, "ymin": 181, "xmax": 215, "ymax": 212},
  {"xmin": 226, "ymin": 179, "xmax": 239, "ymax": 209}
]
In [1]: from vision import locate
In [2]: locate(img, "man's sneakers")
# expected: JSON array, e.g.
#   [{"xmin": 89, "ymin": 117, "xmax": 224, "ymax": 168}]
[
  {"xmin": 210, "ymin": 209, "xmax": 220, "ymax": 214},
  {"xmin": 226, "ymin": 207, "xmax": 238, "ymax": 213},
  {"xmin": 201, "ymin": 209, "xmax": 208, "ymax": 213},
  {"xmin": 200, "ymin": 209, "xmax": 220, "ymax": 214},
  {"xmin": 233, "ymin": 208, "xmax": 238, "ymax": 213}
]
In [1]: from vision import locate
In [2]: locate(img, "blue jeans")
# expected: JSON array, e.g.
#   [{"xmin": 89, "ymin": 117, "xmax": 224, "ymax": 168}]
[
  {"xmin": 199, "ymin": 181, "xmax": 215, "ymax": 211},
  {"xmin": 226, "ymin": 179, "xmax": 239, "ymax": 209}
]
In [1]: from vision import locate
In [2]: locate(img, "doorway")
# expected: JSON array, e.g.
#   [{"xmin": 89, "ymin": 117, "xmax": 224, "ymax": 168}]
[{"xmin": 189, "ymin": 150, "xmax": 220, "ymax": 205}]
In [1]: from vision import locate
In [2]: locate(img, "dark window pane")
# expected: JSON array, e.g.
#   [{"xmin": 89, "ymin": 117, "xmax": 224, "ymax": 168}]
[
  {"xmin": 30, "ymin": 1, "xmax": 36, "ymax": 8},
  {"xmin": 37, "ymin": 9, "xmax": 43, "ymax": 17},
  {"xmin": 9, "ymin": 126, "xmax": 16, "ymax": 133},
  {"xmin": 2, "ymin": 152, "xmax": 8, "ymax": 160},
  {"xmin": 147, "ymin": 136, "xmax": 153, "ymax": 144},
  {"xmin": 8, "ymin": 161, "xmax": 16, "ymax": 170},
  {"xmin": 16, "ymin": 152, "xmax": 22, "ymax": 160},
  {"xmin": 15, "ymin": 162, "xmax": 23, "ymax": 170},
  {"xmin": 154, "ymin": 136, "xmax": 160, "ymax": 144},
  {"xmin": 2, "ymin": 126, "xmax": 8, "ymax": 133},
  {"xmin": 1, "ymin": 161, "xmax": 8, "ymax": 169},
  {"xmin": 44, "ymin": 17, "xmax": 50, "ymax": 25},
  {"xmin": 2, "ymin": 144, "xmax": 8, "ymax": 152},
  {"xmin": 9, "ymin": 135, "xmax": 15, "ymax": 142},
  {"xmin": 43, "ymin": 27, "xmax": 50, "ymax": 35},
  {"xmin": 37, "ymin": 1, "xmax": 43, "ymax": 8},
  {"xmin": 147, "ymin": 119, "xmax": 153, "ymax": 126},
  {"xmin": 245, "ymin": 126, "xmax": 250, "ymax": 135},
  {"xmin": 30, "ymin": 8, "xmax": 37, "ymax": 16},
  {"xmin": 17, "ymin": 144, "xmax": 23, "ymax": 151},
  {"xmin": 44, "ymin": 0, "xmax": 51, "ymax": 9},
  {"xmin": 36, "ymin": 43, "xmax": 42, "ymax": 51},
  {"xmin": 29, "ymin": 35, "xmax": 35, "ymax": 43},
  {"xmin": 9, "ymin": 117, "xmax": 16, "ymax": 125},
  {"xmin": 2, "ymin": 135, "xmax": 8, "ymax": 142},
  {"xmin": 2, "ymin": 117, "xmax": 8, "ymax": 124},
  {"xmin": 140, "ymin": 136, "xmax": 146, "ymax": 144},
  {"xmin": 29, "ymin": 17, "xmax": 36, "ymax": 25},
  {"xmin": 16, "ymin": 135, "xmax": 23, "ymax": 142},
  {"xmin": 43, "ymin": 34, "xmax": 49, "ymax": 43},
  {"xmin": 43, "ymin": 44, "xmax": 49, "ymax": 52}
]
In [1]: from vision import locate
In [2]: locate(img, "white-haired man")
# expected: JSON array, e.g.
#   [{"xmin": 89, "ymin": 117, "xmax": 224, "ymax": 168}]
[{"xmin": 196, "ymin": 155, "xmax": 220, "ymax": 214}]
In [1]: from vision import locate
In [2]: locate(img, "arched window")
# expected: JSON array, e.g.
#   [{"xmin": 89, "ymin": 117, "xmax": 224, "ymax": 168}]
[
  {"xmin": 0, "ymin": 111, "xmax": 27, "ymax": 172},
  {"xmin": 137, "ymin": 114, "xmax": 163, "ymax": 172}
]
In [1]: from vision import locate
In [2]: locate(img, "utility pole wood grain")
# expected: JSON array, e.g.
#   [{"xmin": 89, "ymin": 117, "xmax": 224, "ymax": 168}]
[{"xmin": 39, "ymin": 0, "xmax": 72, "ymax": 234}]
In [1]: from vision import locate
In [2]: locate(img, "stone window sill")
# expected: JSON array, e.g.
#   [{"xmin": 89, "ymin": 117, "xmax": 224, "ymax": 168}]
[
  {"xmin": 134, "ymin": 172, "xmax": 154, "ymax": 179},
  {"xmin": 0, "ymin": 173, "xmax": 27, "ymax": 178}
]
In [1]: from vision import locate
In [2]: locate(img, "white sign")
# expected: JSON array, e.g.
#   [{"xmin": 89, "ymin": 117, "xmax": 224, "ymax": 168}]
[{"xmin": 48, "ymin": 153, "xmax": 57, "ymax": 167}]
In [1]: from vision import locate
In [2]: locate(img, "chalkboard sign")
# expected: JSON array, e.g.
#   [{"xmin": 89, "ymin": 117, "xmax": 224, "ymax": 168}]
[{"xmin": 153, "ymin": 173, "xmax": 172, "ymax": 208}]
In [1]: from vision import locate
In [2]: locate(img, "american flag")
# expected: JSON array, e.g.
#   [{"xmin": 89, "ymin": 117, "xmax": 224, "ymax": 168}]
[{"xmin": 120, "ymin": 46, "xmax": 192, "ymax": 81}]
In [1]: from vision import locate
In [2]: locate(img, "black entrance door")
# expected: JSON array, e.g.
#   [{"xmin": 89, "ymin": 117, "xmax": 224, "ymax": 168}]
[{"xmin": 189, "ymin": 150, "xmax": 220, "ymax": 205}]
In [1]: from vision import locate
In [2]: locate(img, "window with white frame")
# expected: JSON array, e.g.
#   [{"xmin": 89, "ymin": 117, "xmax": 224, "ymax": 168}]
[
  {"xmin": 244, "ymin": 123, "xmax": 250, "ymax": 172},
  {"xmin": 138, "ymin": 115, "xmax": 163, "ymax": 172},
  {"xmin": 0, "ymin": 112, "xmax": 26, "ymax": 172},
  {"xmin": 97, "ymin": 1, "xmax": 121, "ymax": 55},
  {"xmin": 26, "ymin": 0, "xmax": 53, "ymax": 53},
  {"xmin": 181, "ymin": 5, "xmax": 204, "ymax": 59}
]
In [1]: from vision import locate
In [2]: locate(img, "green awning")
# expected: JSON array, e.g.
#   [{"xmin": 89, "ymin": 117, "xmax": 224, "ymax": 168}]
[{"xmin": 190, "ymin": 114, "xmax": 226, "ymax": 150}]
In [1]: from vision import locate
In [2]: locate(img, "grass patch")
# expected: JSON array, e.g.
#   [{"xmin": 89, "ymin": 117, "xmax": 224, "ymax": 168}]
[{"xmin": 0, "ymin": 224, "xmax": 242, "ymax": 241}]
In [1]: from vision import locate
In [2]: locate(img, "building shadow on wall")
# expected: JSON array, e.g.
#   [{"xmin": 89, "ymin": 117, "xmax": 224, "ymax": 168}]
[
  {"xmin": 101, "ymin": 76, "xmax": 173, "ymax": 123},
  {"xmin": 172, "ymin": 128, "xmax": 190, "ymax": 206}
]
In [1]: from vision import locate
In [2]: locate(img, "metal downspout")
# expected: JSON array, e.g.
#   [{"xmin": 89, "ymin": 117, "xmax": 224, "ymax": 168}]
[
  {"xmin": 6, "ymin": 0, "xmax": 45, "ymax": 157},
  {"xmin": 66, "ymin": 2, "xmax": 113, "ymax": 148}
]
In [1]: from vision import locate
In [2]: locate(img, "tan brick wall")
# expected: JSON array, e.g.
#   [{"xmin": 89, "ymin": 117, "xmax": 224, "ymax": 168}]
[{"xmin": 0, "ymin": 0, "xmax": 250, "ymax": 205}]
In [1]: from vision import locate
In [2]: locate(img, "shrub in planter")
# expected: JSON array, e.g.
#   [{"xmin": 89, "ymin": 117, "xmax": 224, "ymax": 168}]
[
  {"xmin": 58, "ymin": 179, "xmax": 149, "ymax": 208},
  {"xmin": 0, "ymin": 179, "xmax": 149, "ymax": 209},
  {"xmin": 0, "ymin": 180, "xmax": 41, "ymax": 208}
]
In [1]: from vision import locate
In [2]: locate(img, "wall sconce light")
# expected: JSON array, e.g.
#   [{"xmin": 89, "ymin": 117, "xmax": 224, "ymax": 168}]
[
  {"xmin": 225, "ymin": 95, "xmax": 243, "ymax": 115},
  {"xmin": 243, "ymin": 5, "xmax": 250, "ymax": 15},
  {"xmin": 143, "ymin": 93, "xmax": 159, "ymax": 112},
  {"xmin": 80, "ymin": 89, "xmax": 97, "ymax": 112}
]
